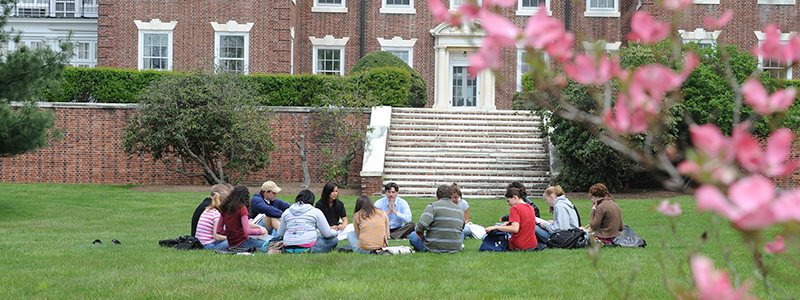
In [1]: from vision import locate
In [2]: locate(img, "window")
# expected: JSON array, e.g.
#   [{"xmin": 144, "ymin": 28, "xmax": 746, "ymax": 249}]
[
  {"xmin": 517, "ymin": 49, "xmax": 549, "ymax": 92},
  {"xmin": 77, "ymin": 42, "xmax": 91, "ymax": 60},
  {"xmin": 755, "ymin": 30, "xmax": 793, "ymax": 79},
  {"xmin": 310, "ymin": 35, "xmax": 350, "ymax": 76},
  {"xmin": 211, "ymin": 21, "xmax": 253, "ymax": 74},
  {"xmin": 585, "ymin": 0, "xmax": 619, "ymax": 17},
  {"xmin": 581, "ymin": 40, "xmax": 622, "ymax": 53},
  {"xmin": 82, "ymin": 0, "xmax": 99, "ymax": 17},
  {"xmin": 517, "ymin": 0, "xmax": 550, "ymax": 16},
  {"xmin": 381, "ymin": 0, "xmax": 415, "ymax": 14},
  {"xmin": 72, "ymin": 41, "xmax": 96, "ymax": 67},
  {"xmin": 679, "ymin": 28, "xmax": 720, "ymax": 48},
  {"xmin": 378, "ymin": 36, "xmax": 417, "ymax": 68},
  {"xmin": 315, "ymin": 48, "xmax": 343, "ymax": 75},
  {"xmin": 14, "ymin": 0, "xmax": 48, "ymax": 18},
  {"xmin": 313, "ymin": 0, "xmax": 347, "ymax": 13},
  {"xmin": 142, "ymin": 34, "xmax": 168, "ymax": 70},
  {"xmin": 218, "ymin": 35, "xmax": 246, "ymax": 73},
  {"xmin": 54, "ymin": 0, "xmax": 76, "ymax": 17},
  {"xmin": 135, "ymin": 19, "xmax": 177, "ymax": 71}
]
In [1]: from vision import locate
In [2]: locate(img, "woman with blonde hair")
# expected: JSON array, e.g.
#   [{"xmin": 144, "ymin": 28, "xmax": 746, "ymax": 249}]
[
  {"xmin": 536, "ymin": 185, "xmax": 580, "ymax": 242},
  {"xmin": 195, "ymin": 191, "xmax": 229, "ymax": 250},
  {"xmin": 347, "ymin": 195, "xmax": 390, "ymax": 253}
]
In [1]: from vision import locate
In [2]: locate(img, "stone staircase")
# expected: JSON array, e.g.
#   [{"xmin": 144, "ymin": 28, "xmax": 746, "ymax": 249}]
[{"xmin": 382, "ymin": 107, "xmax": 551, "ymax": 198}]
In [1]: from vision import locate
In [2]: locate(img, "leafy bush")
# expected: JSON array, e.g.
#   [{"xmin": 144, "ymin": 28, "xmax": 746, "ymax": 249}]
[
  {"xmin": 360, "ymin": 67, "xmax": 411, "ymax": 107},
  {"xmin": 351, "ymin": 51, "xmax": 427, "ymax": 107},
  {"xmin": 44, "ymin": 67, "xmax": 169, "ymax": 103}
]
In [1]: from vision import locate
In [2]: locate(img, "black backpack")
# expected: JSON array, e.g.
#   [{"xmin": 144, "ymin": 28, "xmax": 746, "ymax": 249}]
[
  {"xmin": 545, "ymin": 228, "xmax": 587, "ymax": 249},
  {"xmin": 159, "ymin": 235, "xmax": 203, "ymax": 250}
]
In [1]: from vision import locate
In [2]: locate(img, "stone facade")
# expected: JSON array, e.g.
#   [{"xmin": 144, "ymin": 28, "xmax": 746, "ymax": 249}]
[{"xmin": 0, "ymin": 104, "xmax": 369, "ymax": 187}]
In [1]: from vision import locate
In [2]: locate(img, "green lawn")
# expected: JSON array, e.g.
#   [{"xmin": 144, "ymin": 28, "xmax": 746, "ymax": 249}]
[{"xmin": 0, "ymin": 183, "xmax": 795, "ymax": 299}]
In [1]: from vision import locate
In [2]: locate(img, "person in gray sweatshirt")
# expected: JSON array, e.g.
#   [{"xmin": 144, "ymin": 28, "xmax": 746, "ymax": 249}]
[
  {"xmin": 535, "ymin": 186, "xmax": 580, "ymax": 241},
  {"xmin": 277, "ymin": 190, "xmax": 339, "ymax": 253}
]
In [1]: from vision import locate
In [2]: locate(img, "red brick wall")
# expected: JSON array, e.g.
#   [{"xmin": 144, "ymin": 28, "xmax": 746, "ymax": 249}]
[{"xmin": 0, "ymin": 104, "xmax": 369, "ymax": 187}]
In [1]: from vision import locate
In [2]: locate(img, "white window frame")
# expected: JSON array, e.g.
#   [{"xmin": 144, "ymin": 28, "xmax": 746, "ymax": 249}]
[
  {"xmin": 755, "ymin": 30, "xmax": 794, "ymax": 79},
  {"xmin": 756, "ymin": 0, "xmax": 796, "ymax": 4},
  {"xmin": 313, "ymin": 0, "xmax": 347, "ymax": 13},
  {"xmin": 211, "ymin": 21, "xmax": 254, "ymax": 75},
  {"xmin": 693, "ymin": 0, "xmax": 720, "ymax": 4},
  {"xmin": 517, "ymin": 49, "xmax": 549, "ymax": 92},
  {"xmin": 517, "ymin": 0, "xmax": 551, "ymax": 16},
  {"xmin": 585, "ymin": 0, "xmax": 620, "ymax": 18},
  {"xmin": 679, "ymin": 28, "xmax": 721, "ymax": 48},
  {"xmin": 381, "ymin": 0, "xmax": 415, "ymax": 14},
  {"xmin": 135, "ymin": 19, "xmax": 177, "ymax": 71},
  {"xmin": 310, "ymin": 35, "xmax": 349, "ymax": 76},
  {"xmin": 377, "ymin": 36, "xmax": 417, "ymax": 68},
  {"xmin": 72, "ymin": 40, "xmax": 96, "ymax": 67}
]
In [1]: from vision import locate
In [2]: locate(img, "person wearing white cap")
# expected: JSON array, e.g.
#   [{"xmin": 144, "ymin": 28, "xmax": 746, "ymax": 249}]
[{"xmin": 250, "ymin": 181, "xmax": 290, "ymax": 233}]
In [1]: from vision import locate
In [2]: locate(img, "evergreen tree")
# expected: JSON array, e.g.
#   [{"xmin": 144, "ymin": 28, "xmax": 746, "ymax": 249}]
[{"xmin": 0, "ymin": 0, "xmax": 74, "ymax": 157}]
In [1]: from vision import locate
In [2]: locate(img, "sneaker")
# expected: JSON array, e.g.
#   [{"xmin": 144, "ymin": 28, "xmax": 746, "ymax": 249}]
[{"xmin": 338, "ymin": 247, "xmax": 353, "ymax": 253}]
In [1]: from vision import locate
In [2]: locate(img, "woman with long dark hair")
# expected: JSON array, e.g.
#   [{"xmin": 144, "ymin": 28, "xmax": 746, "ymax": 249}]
[
  {"xmin": 218, "ymin": 185, "xmax": 269, "ymax": 248},
  {"xmin": 346, "ymin": 195, "xmax": 389, "ymax": 253},
  {"xmin": 315, "ymin": 181, "xmax": 348, "ymax": 230},
  {"xmin": 277, "ymin": 189, "xmax": 340, "ymax": 253}
]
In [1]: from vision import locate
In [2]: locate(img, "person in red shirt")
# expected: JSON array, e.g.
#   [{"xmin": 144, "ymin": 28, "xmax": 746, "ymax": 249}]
[{"xmin": 485, "ymin": 187, "xmax": 539, "ymax": 251}]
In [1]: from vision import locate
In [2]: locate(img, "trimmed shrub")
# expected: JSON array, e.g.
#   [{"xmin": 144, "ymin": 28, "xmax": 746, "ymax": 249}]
[
  {"xmin": 44, "ymin": 67, "xmax": 169, "ymax": 103},
  {"xmin": 351, "ymin": 51, "xmax": 427, "ymax": 107},
  {"xmin": 360, "ymin": 67, "xmax": 411, "ymax": 107}
]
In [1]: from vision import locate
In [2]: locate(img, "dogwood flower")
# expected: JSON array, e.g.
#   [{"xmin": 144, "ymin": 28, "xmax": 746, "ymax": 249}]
[
  {"xmin": 468, "ymin": 36, "xmax": 504, "ymax": 76},
  {"xmin": 478, "ymin": 10, "xmax": 521, "ymax": 46},
  {"xmin": 429, "ymin": 0, "xmax": 459, "ymax": 25},
  {"xmin": 663, "ymin": 0, "xmax": 692, "ymax": 11},
  {"xmin": 773, "ymin": 189, "xmax": 800, "ymax": 223},
  {"xmin": 733, "ymin": 124, "xmax": 799, "ymax": 177},
  {"xmin": 483, "ymin": 0, "xmax": 516, "ymax": 7},
  {"xmin": 691, "ymin": 255, "xmax": 757, "ymax": 300},
  {"xmin": 602, "ymin": 94, "xmax": 649, "ymax": 134},
  {"xmin": 742, "ymin": 78, "xmax": 796, "ymax": 115},
  {"xmin": 627, "ymin": 11, "xmax": 670, "ymax": 44},
  {"xmin": 703, "ymin": 11, "xmax": 733, "ymax": 30},
  {"xmin": 564, "ymin": 53, "xmax": 620, "ymax": 86},
  {"xmin": 764, "ymin": 236, "xmax": 786, "ymax": 254},
  {"xmin": 695, "ymin": 176, "xmax": 778, "ymax": 230},
  {"xmin": 752, "ymin": 24, "xmax": 794, "ymax": 63},
  {"xmin": 524, "ymin": 8, "xmax": 568, "ymax": 50},
  {"xmin": 658, "ymin": 200, "xmax": 682, "ymax": 217}
]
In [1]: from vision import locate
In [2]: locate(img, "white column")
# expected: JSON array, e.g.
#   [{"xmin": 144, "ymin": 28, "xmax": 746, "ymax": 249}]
[
  {"xmin": 481, "ymin": 71, "xmax": 497, "ymax": 110},
  {"xmin": 433, "ymin": 46, "xmax": 450, "ymax": 110}
]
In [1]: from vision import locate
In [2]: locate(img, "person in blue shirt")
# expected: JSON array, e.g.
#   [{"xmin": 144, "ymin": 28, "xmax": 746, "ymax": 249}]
[
  {"xmin": 373, "ymin": 182, "xmax": 415, "ymax": 239},
  {"xmin": 250, "ymin": 181, "xmax": 290, "ymax": 234}
]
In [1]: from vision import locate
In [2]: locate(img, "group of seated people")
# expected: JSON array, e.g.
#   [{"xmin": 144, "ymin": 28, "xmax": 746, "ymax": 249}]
[{"xmin": 189, "ymin": 179, "xmax": 624, "ymax": 253}]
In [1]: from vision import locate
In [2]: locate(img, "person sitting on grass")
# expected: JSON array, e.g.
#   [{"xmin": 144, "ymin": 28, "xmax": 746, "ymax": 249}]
[
  {"xmin": 536, "ymin": 186, "xmax": 580, "ymax": 242},
  {"xmin": 315, "ymin": 181, "xmax": 348, "ymax": 231},
  {"xmin": 250, "ymin": 181, "xmax": 289, "ymax": 235},
  {"xmin": 277, "ymin": 190, "xmax": 340, "ymax": 253},
  {"xmin": 409, "ymin": 185, "xmax": 465, "ymax": 253},
  {"xmin": 499, "ymin": 181, "xmax": 541, "ymax": 222},
  {"xmin": 218, "ymin": 185, "xmax": 269, "ymax": 249},
  {"xmin": 191, "ymin": 184, "xmax": 229, "ymax": 236},
  {"xmin": 485, "ymin": 187, "xmax": 539, "ymax": 251},
  {"xmin": 374, "ymin": 182, "xmax": 415, "ymax": 239},
  {"xmin": 347, "ymin": 195, "xmax": 390, "ymax": 254},
  {"xmin": 451, "ymin": 183, "xmax": 472, "ymax": 241},
  {"xmin": 195, "ymin": 190, "xmax": 229, "ymax": 250},
  {"xmin": 587, "ymin": 183, "xmax": 623, "ymax": 244}
]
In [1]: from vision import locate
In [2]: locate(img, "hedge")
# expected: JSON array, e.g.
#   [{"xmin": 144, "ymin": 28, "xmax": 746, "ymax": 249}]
[{"xmin": 44, "ymin": 66, "xmax": 418, "ymax": 107}]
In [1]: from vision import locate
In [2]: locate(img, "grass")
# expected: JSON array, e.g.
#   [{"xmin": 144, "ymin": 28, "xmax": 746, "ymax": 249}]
[{"xmin": 0, "ymin": 183, "xmax": 796, "ymax": 299}]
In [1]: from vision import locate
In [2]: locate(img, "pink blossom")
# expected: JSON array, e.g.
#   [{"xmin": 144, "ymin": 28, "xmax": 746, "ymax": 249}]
[
  {"xmin": 626, "ymin": 64, "xmax": 685, "ymax": 115},
  {"xmin": 658, "ymin": 200, "xmax": 682, "ymax": 217},
  {"xmin": 752, "ymin": 24, "xmax": 793, "ymax": 63},
  {"xmin": 773, "ymin": 189, "xmax": 800, "ymax": 223},
  {"xmin": 677, "ymin": 160, "xmax": 701, "ymax": 175},
  {"xmin": 627, "ymin": 11, "xmax": 670, "ymax": 44},
  {"xmin": 545, "ymin": 32, "xmax": 574, "ymax": 62},
  {"xmin": 467, "ymin": 36, "xmax": 503, "ymax": 76},
  {"xmin": 742, "ymin": 78, "xmax": 796, "ymax": 115},
  {"xmin": 691, "ymin": 255, "xmax": 757, "ymax": 300},
  {"xmin": 663, "ymin": 0, "xmax": 692, "ymax": 11},
  {"xmin": 680, "ymin": 52, "xmax": 700, "ymax": 80},
  {"xmin": 695, "ymin": 176, "xmax": 778, "ymax": 230},
  {"xmin": 524, "ymin": 8, "xmax": 567, "ymax": 49},
  {"xmin": 456, "ymin": 2, "xmax": 480, "ymax": 23},
  {"xmin": 703, "ymin": 11, "xmax": 733, "ymax": 30},
  {"xmin": 733, "ymin": 124, "xmax": 799, "ymax": 177},
  {"xmin": 602, "ymin": 94, "xmax": 649, "ymax": 134},
  {"xmin": 429, "ymin": 0, "xmax": 459, "ymax": 25},
  {"xmin": 564, "ymin": 53, "xmax": 620, "ymax": 86},
  {"xmin": 478, "ymin": 10, "xmax": 521, "ymax": 46},
  {"xmin": 689, "ymin": 124, "xmax": 731, "ymax": 159},
  {"xmin": 764, "ymin": 236, "xmax": 786, "ymax": 254},
  {"xmin": 484, "ymin": 0, "xmax": 516, "ymax": 7}
]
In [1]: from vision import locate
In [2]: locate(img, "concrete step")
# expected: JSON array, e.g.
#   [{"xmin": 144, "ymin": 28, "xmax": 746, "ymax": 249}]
[
  {"xmin": 386, "ymin": 141, "xmax": 544, "ymax": 149},
  {"xmin": 389, "ymin": 135, "xmax": 542, "ymax": 143},
  {"xmin": 385, "ymin": 150, "xmax": 548, "ymax": 159},
  {"xmin": 384, "ymin": 155, "xmax": 546, "ymax": 163},
  {"xmin": 392, "ymin": 108, "xmax": 536, "ymax": 117},
  {"xmin": 390, "ymin": 123, "xmax": 541, "ymax": 132},
  {"xmin": 385, "ymin": 161, "xmax": 537, "ymax": 169},
  {"xmin": 382, "ymin": 174, "xmax": 550, "ymax": 182},
  {"xmin": 385, "ymin": 147, "xmax": 545, "ymax": 154},
  {"xmin": 388, "ymin": 129, "xmax": 539, "ymax": 137},
  {"xmin": 392, "ymin": 118, "xmax": 542, "ymax": 127},
  {"xmin": 383, "ymin": 167, "xmax": 545, "ymax": 176}
]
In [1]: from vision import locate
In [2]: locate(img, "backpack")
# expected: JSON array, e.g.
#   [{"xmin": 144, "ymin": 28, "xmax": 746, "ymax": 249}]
[
  {"xmin": 612, "ymin": 225, "xmax": 647, "ymax": 248},
  {"xmin": 479, "ymin": 230, "xmax": 510, "ymax": 252},
  {"xmin": 158, "ymin": 235, "xmax": 203, "ymax": 250},
  {"xmin": 373, "ymin": 246, "xmax": 415, "ymax": 255},
  {"xmin": 545, "ymin": 228, "xmax": 587, "ymax": 249}
]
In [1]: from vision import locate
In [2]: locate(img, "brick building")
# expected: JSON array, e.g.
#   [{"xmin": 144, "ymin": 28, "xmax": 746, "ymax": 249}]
[{"xmin": 94, "ymin": 1, "xmax": 800, "ymax": 111}]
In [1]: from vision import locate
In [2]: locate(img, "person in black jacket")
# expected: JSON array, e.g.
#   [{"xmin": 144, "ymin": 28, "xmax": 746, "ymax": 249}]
[{"xmin": 191, "ymin": 184, "xmax": 230, "ymax": 236}]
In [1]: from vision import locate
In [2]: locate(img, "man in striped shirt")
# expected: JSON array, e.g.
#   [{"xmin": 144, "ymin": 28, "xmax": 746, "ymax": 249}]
[{"xmin": 409, "ymin": 185, "xmax": 465, "ymax": 253}]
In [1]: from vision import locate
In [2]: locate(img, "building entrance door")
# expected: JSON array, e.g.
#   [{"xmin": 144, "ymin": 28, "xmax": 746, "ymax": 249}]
[{"xmin": 451, "ymin": 65, "xmax": 478, "ymax": 108}]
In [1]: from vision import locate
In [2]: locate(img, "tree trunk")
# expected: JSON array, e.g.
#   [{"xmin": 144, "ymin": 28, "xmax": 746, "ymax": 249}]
[{"xmin": 294, "ymin": 135, "xmax": 311, "ymax": 188}]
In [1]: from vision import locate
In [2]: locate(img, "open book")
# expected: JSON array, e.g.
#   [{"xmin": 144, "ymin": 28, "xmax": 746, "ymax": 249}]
[{"xmin": 251, "ymin": 213, "xmax": 266, "ymax": 225}]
